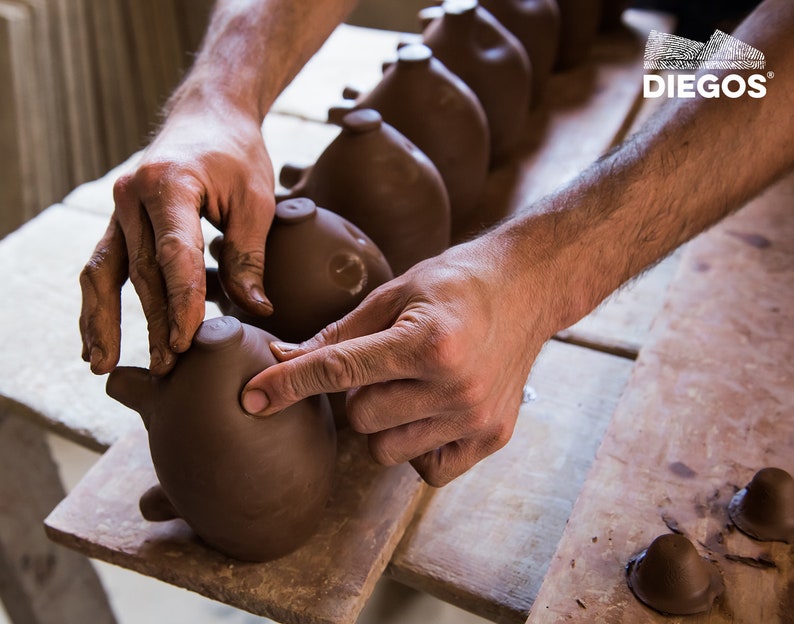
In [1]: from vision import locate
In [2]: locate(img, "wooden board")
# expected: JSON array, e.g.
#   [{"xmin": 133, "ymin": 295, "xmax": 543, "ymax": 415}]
[
  {"xmin": 526, "ymin": 174, "xmax": 794, "ymax": 623},
  {"xmin": 389, "ymin": 341, "xmax": 635, "ymax": 623},
  {"xmin": 0, "ymin": 412, "xmax": 117, "ymax": 624},
  {"xmin": 45, "ymin": 427, "xmax": 426, "ymax": 624}
]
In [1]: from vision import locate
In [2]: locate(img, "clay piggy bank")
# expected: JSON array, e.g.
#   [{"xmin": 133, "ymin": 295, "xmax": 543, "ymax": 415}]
[
  {"xmin": 106, "ymin": 316, "xmax": 337, "ymax": 562},
  {"xmin": 478, "ymin": 0, "xmax": 560, "ymax": 101},
  {"xmin": 331, "ymin": 43, "xmax": 489, "ymax": 239},
  {"xmin": 206, "ymin": 198, "xmax": 393, "ymax": 344},
  {"xmin": 421, "ymin": 0, "xmax": 532, "ymax": 163},
  {"xmin": 279, "ymin": 109, "xmax": 450, "ymax": 275}
]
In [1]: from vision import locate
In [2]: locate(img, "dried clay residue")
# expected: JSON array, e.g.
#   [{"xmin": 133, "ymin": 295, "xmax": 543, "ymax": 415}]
[
  {"xmin": 669, "ymin": 461, "xmax": 697, "ymax": 478},
  {"xmin": 724, "ymin": 553, "xmax": 777, "ymax": 569}
]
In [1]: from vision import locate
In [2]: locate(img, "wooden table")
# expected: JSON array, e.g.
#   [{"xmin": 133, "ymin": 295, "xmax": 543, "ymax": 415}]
[{"xmin": 10, "ymin": 11, "xmax": 788, "ymax": 624}]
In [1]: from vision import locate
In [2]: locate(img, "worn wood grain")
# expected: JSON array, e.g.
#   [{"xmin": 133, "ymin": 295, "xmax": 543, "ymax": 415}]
[
  {"xmin": 0, "ymin": 412, "xmax": 117, "ymax": 624},
  {"xmin": 527, "ymin": 175, "xmax": 794, "ymax": 623},
  {"xmin": 389, "ymin": 341, "xmax": 635, "ymax": 623},
  {"xmin": 45, "ymin": 427, "xmax": 426, "ymax": 624}
]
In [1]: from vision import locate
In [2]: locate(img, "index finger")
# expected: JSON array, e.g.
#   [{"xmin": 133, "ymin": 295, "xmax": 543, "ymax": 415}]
[
  {"xmin": 242, "ymin": 325, "xmax": 420, "ymax": 417},
  {"xmin": 133, "ymin": 167, "xmax": 207, "ymax": 352}
]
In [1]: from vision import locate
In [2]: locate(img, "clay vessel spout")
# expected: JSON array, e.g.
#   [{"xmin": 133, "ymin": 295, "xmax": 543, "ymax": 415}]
[{"xmin": 106, "ymin": 366, "xmax": 155, "ymax": 428}]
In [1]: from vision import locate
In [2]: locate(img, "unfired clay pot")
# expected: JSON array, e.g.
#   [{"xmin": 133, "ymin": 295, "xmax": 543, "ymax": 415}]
[
  {"xmin": 279, "ymin": 109, "xmax": 451, "ymax": 275},
  {"xmin": 478, "ymin": 0, "xmax": 560, "ymax": 102},
  {"xmin": 106, "ymin": 316, "xmax": 337, "ymax": 562},
  {"xmin": 206, "ymin": 198, "xmax": 393, "ymax": 343},
  {"xmin": 331, "ymin": 43, "xmax": 489, "ymax": 238},
  {"xmin": 421, "ymin": 0, "xmax": 532, "ymax": 163},
  {"xmin": 728, "ymin": 467, "xmax": 794, "ymax": 543},
  {"xmin": 626, "ymin": 534, "xmax": 723, "ymax": 616},
  {"xmin": 554, "ymin": 0, "xmax": 602, "ymax": 70}
]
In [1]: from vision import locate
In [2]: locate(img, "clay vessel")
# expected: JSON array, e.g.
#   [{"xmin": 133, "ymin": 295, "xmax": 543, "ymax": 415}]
[
  {"xmin": 279, "ymin": 109, "xmax": 451, "ymax": 275},
  {"xmin": 106, "ymin": 316, "xmax": 337, "ymax": 562},
  {"xmin": 728, "ymin": 467, "xmax": 794, "ymax": 543},
  {"xmin": 331, "ymin": 43, "xmax": 489, "ymax": 238},
  {"xmin": 422, "ymin": 0, "xmax": 532, "ymax": 163},
  {"xmin": 478, "ymin": 0, "xmax": 560, "ymax": 102},
  {"xmin": 554, "ymin": 0, "xmax": 602, "ymax": 70},
  {"xmin": 626, "ymin": 534, "xmax": 723, "ymax": 616},
  {"xmin": 599, "ymin": 0, "xmax": 630, "ymax": 31},
  {"xmin": 206, "ymin": 198, "xmax": 393, "ymax": 344}
]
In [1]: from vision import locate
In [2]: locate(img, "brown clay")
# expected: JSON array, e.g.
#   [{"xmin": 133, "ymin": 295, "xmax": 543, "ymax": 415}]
[
  {"xmin": 422, "ymin": 0, "xmax": 532, "ymax": 163},
  {"xmin": 478, "ymin": 0, "xmax": 560, "ymax": 102},
  {"xmin": 332, "ymin": 43, "xmax": 489, "ymax": 238},
  {"xmin": 206, "ymin": 198, "xmax": 393, "ymax": 343},
  {"xmin": 728, "ymin": 467, "xmax": 794, "ymax": 543},
  {"xmin": 279, "ymin": 109, "xmax": 451, "ymax": 275},
  {"xmin": 626, "ymin": 534, "xmax": 723, "ymax": 616},
  {"xmin": 554, "ymin": 0, "xmax": 602, "ymax": 70},
  {"xmin": 106, "ymin": 316, "xmax": 337, "ymax": 562}
]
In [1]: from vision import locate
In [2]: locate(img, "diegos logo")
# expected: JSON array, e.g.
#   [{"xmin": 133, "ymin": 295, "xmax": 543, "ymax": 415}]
[{"xmin": 643, "ymin": 30, "xmax": 770, "ymax": 99}]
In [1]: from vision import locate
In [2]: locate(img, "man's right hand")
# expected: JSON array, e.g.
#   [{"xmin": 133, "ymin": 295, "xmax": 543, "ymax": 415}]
[{"xmin": 79, "ymin": 100, "xmax": 276, "ymax": 376}]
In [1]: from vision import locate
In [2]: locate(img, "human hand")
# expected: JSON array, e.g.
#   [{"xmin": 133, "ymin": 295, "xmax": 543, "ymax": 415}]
[
  {"xmin": 241, "ymin": 235, "xmax": 558, "ymax": 486},
  {"xmin": 80, "ymin": 100, "xmax": 275, "ymax": 376}
]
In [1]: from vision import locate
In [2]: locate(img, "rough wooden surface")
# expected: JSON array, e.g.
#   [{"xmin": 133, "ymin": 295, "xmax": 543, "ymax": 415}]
[
  {"xmin": 0, "ymin": 412, "xmax": 117, "ymax": 624},
  {"xmin": 526, "ymin": 174, "xmax": 794, "ymax": 623},
  {"xmin": 45, "ymin": 427, "xmax": 426, "ymax": 624},
  {"xmin": 389, "ymin": 341, "xmax": 635, "ymax": 623}
]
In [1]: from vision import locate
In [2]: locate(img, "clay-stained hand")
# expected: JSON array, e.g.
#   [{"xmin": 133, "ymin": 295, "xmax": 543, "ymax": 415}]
[
  {"xmin": 80, "ymin": 104, "xmax": 275, "ymax": 376},
  {"xmin": 241, "ymin": 236, "xmax": 555, "ymax": 486}
]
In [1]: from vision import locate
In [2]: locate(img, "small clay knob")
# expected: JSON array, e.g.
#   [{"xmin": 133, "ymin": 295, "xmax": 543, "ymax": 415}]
[
  {"xmin": 728, "ymin": 467, "xmax": 794, "ymax": 543},
  {"xmin": 443, "ymin": 0, "xmax": 477, "ymax": 16},
  {"xmin": 275, "ymin": 197, "xmax": 317, "ymax": 224},
  {"xmin": 193, "ymin": 316, "xmax": 244, "ymax": 351},
  {"xmin": 397, "ymin": 43, "xmax": 433, "ymax": 66},
  {"xmin": 340, "ymin": 109, "xmax": 382, "ymax": 134},
  {"xmin": 626, "ymin": 534, "xmax": 723, "ymax": 616}
]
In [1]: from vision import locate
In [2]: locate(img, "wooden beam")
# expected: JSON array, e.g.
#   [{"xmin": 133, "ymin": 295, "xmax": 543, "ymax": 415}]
[
  {"xmin": 527, "ymin": 174, "xmax": 794, "ymax": 623},
  {"xmin": 45, "ymin": 427, "xmax": 426, "ymax": 624},
  {"xmin": 389, "ymin": 341, "xmax": 635, "ymax": 622},
  {"xmin": 0, "ymin": 412, "xmax": 117, "ymax": 624}
]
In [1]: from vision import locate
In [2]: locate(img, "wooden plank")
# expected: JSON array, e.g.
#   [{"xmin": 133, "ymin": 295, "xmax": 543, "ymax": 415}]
[
  {"xmin": 527, "ymin": 174, "xmax": 794, "ymax": 623},
  {"xmin": 45, "ymin": 427, "xmax": 426, "ymax": 624},
  {"xmin": 0, "ymin": 412, "xmax": 117, "ymax": 624},
  {"xmin": 389, "ymin": 341, "xmax": 635, "ymax": 623}
]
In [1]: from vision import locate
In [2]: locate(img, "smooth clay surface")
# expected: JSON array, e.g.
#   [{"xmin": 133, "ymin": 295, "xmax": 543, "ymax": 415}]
[
  {"xmin": 207, "ymin": 198, "xmax": 393, "ymax": 343},
  {"xmin": 342, "ymin": 43, "xmax": 489, "ymax": 237},
  {"xmin": 106, "ymin": 316, "xmax": 337, "ymax": 562},
  {"xmin": 626, "ymin": 533, "xmax": 724, "ymax": 616},
  {"xmin": 280, "ymin": 109, "xmax": 450, "ymax": 275},
  {"xmin": 728, "ymin": 467, "xmax": 794, "ymax": 543},
  {"xmin": 422, "ymin": 0, "xmax": 532, "ymax": 164}
]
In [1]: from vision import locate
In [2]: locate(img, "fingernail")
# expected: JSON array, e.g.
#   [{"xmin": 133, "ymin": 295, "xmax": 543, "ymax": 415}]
[
  {"xmin": 89, "ymin": 346, "xmax": 105, "ymax": 371},
  {"xmin": 249, "ymin": 285, "xmax": 273, "ymax": 312},
  {"xmin": 169, "ymin": 326, "xmax": 183, "ymax": 351},
  {"xmin": 271, "ymin": 341, "xmax": 300, "ymax": 357},
  {"xmin": 242, "ymin": 389, "xmax": 270, "ymax": 415}
]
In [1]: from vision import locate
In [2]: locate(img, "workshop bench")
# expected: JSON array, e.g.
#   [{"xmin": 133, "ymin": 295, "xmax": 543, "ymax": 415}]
[{"xmin": 12, "ymin": 12, "xmax": 789, "ymax": 624}]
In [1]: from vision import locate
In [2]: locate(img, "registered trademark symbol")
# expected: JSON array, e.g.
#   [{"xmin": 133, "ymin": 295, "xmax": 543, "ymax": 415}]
[{"xmin": 767, "ymin": 71, "xmax": 775, "ymax": 79}]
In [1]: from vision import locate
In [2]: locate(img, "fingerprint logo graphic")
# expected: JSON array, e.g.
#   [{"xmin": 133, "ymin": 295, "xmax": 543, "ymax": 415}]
[{"xmin": 644, "ymin": 30, "xmax": 765, "ymax": 71}]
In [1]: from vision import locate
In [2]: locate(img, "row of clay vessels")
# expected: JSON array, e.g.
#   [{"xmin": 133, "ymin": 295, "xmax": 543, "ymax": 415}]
[
  {"xmin": 287, "ymin": 0, "xmax": 632, "ymax": 241},
  {"xmin": 105, "ymin": 0, "xmax": 634, "ymax": 563},
  {"xmin": 626, "ymin": 467, "xmax": 794, "ymax": 616}
]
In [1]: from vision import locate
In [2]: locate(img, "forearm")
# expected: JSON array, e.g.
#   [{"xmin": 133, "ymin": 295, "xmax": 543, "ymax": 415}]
[
  {"xmin": 498, "ymin": 0, "xmax": 794, "ymax": 332},
  {"xmin": 168, "ymin": 0, "xmax": 359, "ymax": 119}
]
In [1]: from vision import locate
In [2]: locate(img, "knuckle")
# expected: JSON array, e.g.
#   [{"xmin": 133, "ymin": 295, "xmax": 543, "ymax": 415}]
[
  {"xmin": 368, "ymin": 434, "xmax": 401, "ymax": 466},
  {"xmin": 345, "ymin": 400, "xmax": 375, "ymax": 434},
  {"xmin": 419, "ymin": 464, "xmax": 452, "ymax": 488},
  {"xmin": 156, "ymin": 232, "xmax": 203, "ymax": 270},
  {"xmin": 321, "ymin": 350, "xmax": 358, "ymax": 389},
  {"xmin": 421, "ymin": 323, "xmax": 466, "ymax": 374},
  {"xmin": 112, "ymin": 175, "xmax": 134, "ymax": 203}
]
